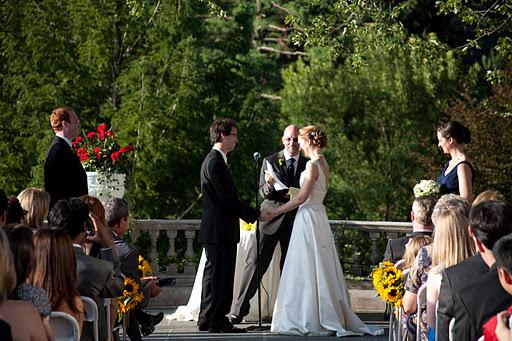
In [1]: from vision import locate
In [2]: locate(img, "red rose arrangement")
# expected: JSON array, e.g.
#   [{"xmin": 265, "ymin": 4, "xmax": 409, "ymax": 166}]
[{"xmin": 73, "ymin": 123, "xmax": 134, "ymax": 174}]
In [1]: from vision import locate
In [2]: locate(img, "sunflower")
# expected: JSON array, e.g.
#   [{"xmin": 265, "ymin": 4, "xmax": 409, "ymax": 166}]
[
  {"xmin": 371, "ymin": 261, "xmax": 405, "ymax": 308},
  {"xmin": 118, "ymin": 277, "xmax": 145, "ymax": 321},
  {"xmin": 138, "ymin": 255, "xmax": 153, "ymax": 278}
]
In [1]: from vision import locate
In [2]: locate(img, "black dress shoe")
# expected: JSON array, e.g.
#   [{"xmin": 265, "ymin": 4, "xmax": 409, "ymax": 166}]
[
  {"xmin": 197, "ymin": 324, "xmax": 209, "ymax": 332},
  {"xmin": 140, "ymin": 325, "xmax": 155, "ymax": 337},
  {"xmin": 229, "ymin": 315, "xmax": 243, "ymax": 324},
  {"xmin": 208, "ymin": 325, "xmax": 246, "ymax": 333},
  {"xmin": 139, "ymin": 312, "xmax": 164, "ymax": 336}
]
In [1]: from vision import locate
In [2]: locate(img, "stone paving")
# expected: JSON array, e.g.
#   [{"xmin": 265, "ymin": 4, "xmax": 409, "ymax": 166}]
[{"xmin": 133, "ymin": 309, "xmax": 390, "ymax": 341}]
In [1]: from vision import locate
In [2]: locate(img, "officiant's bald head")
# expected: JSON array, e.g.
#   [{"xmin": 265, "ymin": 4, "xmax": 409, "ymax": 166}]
[{"xmin": 282, "ymin": 125, "xmax": 300, "ymax": 157}]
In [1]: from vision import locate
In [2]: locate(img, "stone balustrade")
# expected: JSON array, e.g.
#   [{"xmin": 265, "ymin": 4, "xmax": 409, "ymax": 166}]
[{"xmin": 130, "ymin": 219, "xmax": 412, "ymax": 276}]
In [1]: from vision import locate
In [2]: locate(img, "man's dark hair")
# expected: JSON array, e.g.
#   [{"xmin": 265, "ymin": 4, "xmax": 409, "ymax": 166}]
[
  {"xmin": 470, "ymin": 200, "xmax": 512, "ymax": 250},
  {"xmin": 209, "ymin": 118, "xmax": 237, "ymax": 145},
  {"xmin": 493, "ymin": 234, "xmax": 512, "ymax": 275},
  {"xmin": 48, "ymin": 198, "xmax": 88, "ymax": 240},
  {"xmin": 0, "ymin": 189, "xmax": 7, "ymax": 215}
]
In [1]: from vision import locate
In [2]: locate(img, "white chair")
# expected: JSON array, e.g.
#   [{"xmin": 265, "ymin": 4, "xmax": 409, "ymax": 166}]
[
  {"xmin": 104, "ymin": 298, "xmax": 112, "ymax": 341},
  {"xmin": 434, "ymin": 300, "xmax": 439, "ymax": 341},
  {"xmin": 416, "ymin": 283, "xmax": 427, "ymax": 340},
  {"xmin": 49, "ymin": 311, "xmax": 80, "ymax": 341},
  {"xmin": 82, "ymin": 296, "xmax": 99, "ymax": 341},
  {"xmin": 388, "ymin": 304, "xmax": 403, "ymax": 341},
  {"xmin": 448, "ymin": 318, "xmax": 455, "ymax": 341}
]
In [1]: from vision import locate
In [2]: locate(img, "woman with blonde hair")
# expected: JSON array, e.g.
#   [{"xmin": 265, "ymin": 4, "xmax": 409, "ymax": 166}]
[
  {"xmin": 426, "ymin": 194, "xmax": 474, "ymax": 337},
  {"xmin": 0, "ymin": 228, "xmax": 51, "ymax": 340},
  {"xmin": 32, "ymin": 228, "xmax": 85, "ymax": 335},
  {"xmin": 401, "ymin": 235, "xmax": 433, "ymax": 273},
  {"xmin": 17, "ymin": 187, "xmax": 50, "ymax": 231}
]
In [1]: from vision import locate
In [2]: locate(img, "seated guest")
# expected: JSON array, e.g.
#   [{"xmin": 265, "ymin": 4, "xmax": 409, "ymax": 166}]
[
  {"xmin": 482, "ymin": 234, "xmax": 512, "ymax": 340},
  {"xmin": 0, "ymin": 228, "xmax": 50, "ymax": 340},
  {"xmin": 6, "ymin": 196, "xmax": 24, "ymax": 224},
  {"xmin": 400, "ymin": 235, "xmax": 433, "ymax": 274},
  {"xmin": 32, "ymin": 228, "xmax": 85, "ymax": 335},
  {"xmin": 5, "ymin": 225, "xmax": 51, "ymax": 318},
  {"xmin": 402, "ymin": 194, "xmax": 470, "ymax": 340},
  {"xmin": 103, "ymin": 198, "xmax": 163, "ymax": 340},
  {"xmin": 383, "ymin": 196, "xmax": 436, "ymax": 262},
  {"xmin": 18, "ymin": 187, "xmax": 50, "ymax": 232},
  {"xmin": 48, "ymin": 198, "xmax": 124, "ymax": 341},
  {"xmin": 452, "ymin": 200, "xmax": 512, "ymax": 340},
  {"xmin": 425, "ymin": 196, "xmax": 474, "ymax": 336},
  {"xmin": 436, "ymin": 189, "xmax": 504, "ymax": 340},
  {"xmin": 0, "ymin": 189, "xmax": 8, "ymax": 227}
]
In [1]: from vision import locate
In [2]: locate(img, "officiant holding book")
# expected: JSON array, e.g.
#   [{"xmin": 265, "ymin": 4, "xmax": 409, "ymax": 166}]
[{"xmin": 230, "ymin": 124, "xmax": 307, "ymax": 324}]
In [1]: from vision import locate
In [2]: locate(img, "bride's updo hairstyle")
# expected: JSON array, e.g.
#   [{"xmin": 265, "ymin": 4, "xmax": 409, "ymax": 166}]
[
  {"xmin": 299, "ymin": 125, "xmax": 327, "ymax": 148},
  {"xmin": 437, "ymin": 120, "xmax": 471, "ymax": 145}
]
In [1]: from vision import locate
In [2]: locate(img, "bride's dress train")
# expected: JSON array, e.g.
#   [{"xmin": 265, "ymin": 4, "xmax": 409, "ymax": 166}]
[{"xmin": 271, "ymin": 160, "xmax": 383, "ymax": 337}]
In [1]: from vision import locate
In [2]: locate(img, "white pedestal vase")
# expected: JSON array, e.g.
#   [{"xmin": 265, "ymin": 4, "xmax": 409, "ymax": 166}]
[{"xmin": 87, "ymin": 172, "xmax": 126, "ymax": 200}]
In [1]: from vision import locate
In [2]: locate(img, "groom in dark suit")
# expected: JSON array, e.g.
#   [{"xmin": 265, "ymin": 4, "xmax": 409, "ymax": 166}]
[
  {"xmin": 44, "ymin": 107, "xmax": 88, "ymax": 208},
  {"xmin": 230, "ymin": 124, "xmax": 307, "ymax": 323},
  {"xmin": 197, "ymin": 117, "xmax": 260, "ymax": 333}
]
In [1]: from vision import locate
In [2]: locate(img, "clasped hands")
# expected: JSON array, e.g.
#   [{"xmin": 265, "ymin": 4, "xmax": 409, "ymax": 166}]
[{"xmin": 259, "ymin": 208, "xmax": 276, "ymax": 221}]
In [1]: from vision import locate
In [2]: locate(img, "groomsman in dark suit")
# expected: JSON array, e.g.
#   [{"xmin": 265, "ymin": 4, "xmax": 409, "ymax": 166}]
[
  {"xmin": 197, "ymin": 118, "xmax": 260, "ymax": 333},
  {"xmin": 229, "ymin": 124, "xmax": 307, "ymax": 323},
  {"xmin": 450, "ymin": 200, "xmax": 512, "ymax": 341},
  {"xmin": 44, "ymin": 107, "xmax": 88, "ymax": 208},
  {"xmin": 382, "ymin": 196, "xmax": 436, "ymax": 262}
]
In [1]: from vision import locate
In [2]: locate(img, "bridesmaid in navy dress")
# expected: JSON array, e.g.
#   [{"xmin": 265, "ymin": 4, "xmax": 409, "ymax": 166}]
[{"xmin": 436, "ymin": 121, "xmax": 474, "ymax": 204}]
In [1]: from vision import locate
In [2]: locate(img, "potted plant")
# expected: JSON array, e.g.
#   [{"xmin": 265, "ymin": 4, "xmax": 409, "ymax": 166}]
[{"xmin": 73, "ymin": 123, "xmax": 134, "ymax": 200}]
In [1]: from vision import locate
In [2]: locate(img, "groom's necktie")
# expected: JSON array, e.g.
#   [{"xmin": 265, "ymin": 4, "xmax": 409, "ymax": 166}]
[{"xmin": 286, "ymin": 158, "xmax": 295, "ymax": 185}]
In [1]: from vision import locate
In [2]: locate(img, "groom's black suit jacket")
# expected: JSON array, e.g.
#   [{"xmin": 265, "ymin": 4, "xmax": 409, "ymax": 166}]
[
  {"xmin": 44, "ymin": 136, "xmax": 88, "ymax": 208},
  {"xmin": 198, "ymin": 148, "xmax": 259, "ymax": 244}
]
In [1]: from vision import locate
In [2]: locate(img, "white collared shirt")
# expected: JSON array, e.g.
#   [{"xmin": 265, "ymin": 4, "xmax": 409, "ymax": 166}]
[
  {"xmin": 56, "ymin": 131, "xmax": 72, "ymax": 147},
  {"xmin": 212, "ymin": 146, "xmax": 228, "ymax": 165}
]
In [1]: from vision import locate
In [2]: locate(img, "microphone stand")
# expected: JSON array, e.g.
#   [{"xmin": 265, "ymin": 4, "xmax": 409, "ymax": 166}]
[{"xmin": 251, "ymin": 153, "xmax": 269, "ymax": 331}]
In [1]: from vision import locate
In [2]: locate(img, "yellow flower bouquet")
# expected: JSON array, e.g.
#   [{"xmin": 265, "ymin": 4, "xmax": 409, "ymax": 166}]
[
  {"xmin": 371, "ymin": 260, "xmax": 404, "ymax": 308},
  {"xmin": 240, "ymin": 219, "xmax": 256, "ymax": 231},
  {"xmin": 118, "ymin": 277, "xmax": 144, "ymax": 321}
]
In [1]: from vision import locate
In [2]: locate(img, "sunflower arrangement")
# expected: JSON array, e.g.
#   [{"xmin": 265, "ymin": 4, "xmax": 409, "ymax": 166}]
[
  {"xmin": 240, "ymin": 219, "xmax": 256, "ymax": 231},
  {"xmin": 371, "ymin": 260, "xmax": 405, "ymax": 308},
  {"xmin": 118, "ymin": 277, "xmax": 144, "ymax": 321},
  {"xmin": 138, "ymin": 255, "xmax": 153, "ymax": 278}
]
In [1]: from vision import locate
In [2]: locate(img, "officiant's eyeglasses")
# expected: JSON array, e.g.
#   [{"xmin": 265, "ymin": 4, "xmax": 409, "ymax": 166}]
[{"xmin": 284, "ymin": 137, "xmax": 298, "ymax": 142}]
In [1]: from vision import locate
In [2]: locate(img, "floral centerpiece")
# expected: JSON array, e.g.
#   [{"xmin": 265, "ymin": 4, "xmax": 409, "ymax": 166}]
[
  {"xmin": 73, "ymin": 123, "xmax": 134, "ymax": 199},
  {"xmin": 413, "ymin": 179, "xmax": 440, "ymax": 198},
  {"xmin": 73, "ymin": 123, "xmax": 134, "ymax": 174},
  {"xmin": 371, "ymin": 260, "xmax": 405, "ymax": 309},
  {"xmin": 118, "ymin": 277, "xmax": 144, "ymax": 322}
]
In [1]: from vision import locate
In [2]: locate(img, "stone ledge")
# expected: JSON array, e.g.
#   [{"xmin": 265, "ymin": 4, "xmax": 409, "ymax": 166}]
[{"xmin": 148, "ymin": 278, "xmax": 385, "ymax": 313}]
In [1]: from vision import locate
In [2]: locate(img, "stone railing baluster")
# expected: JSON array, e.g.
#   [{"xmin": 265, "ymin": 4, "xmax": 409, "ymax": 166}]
[{"xmin": 183, "ymin": 230, "xmax": 196, "ymax": 274}]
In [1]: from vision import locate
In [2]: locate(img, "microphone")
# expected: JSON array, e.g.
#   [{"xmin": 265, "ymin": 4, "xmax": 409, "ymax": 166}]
[{"xmin": 253, "ymin": 152, "xmax": 261, "ymax": 163}]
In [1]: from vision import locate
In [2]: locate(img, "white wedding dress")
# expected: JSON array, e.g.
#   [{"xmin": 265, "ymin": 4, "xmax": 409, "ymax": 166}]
[{"xmin": 271, "ymin": 160, "xmax": 383, "ymax": 337}]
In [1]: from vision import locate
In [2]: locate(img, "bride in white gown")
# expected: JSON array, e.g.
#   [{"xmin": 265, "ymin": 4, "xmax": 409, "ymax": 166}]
[{"xmin": 262, "ymin": 125, "xmax": 383, "ymax": 337}]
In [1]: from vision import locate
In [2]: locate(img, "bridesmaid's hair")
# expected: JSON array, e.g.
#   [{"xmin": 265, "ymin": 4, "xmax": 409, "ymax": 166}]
[
  {"xmin": 299, "ymin": 125, "xmax": 327, "ymax": 148},
  {"xmin": 437, "ymin": 120, "xmax": 471, "ymax": 144},
  {"xmin": 31, "ymin": 228, "xmax": 81, "ymax": 314}
]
